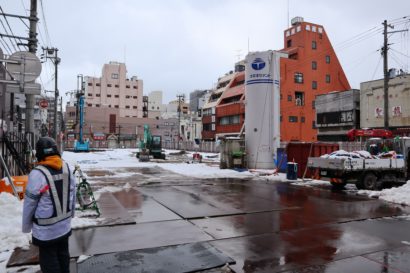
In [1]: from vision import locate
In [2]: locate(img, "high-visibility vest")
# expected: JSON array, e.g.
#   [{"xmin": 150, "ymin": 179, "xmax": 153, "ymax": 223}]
[{"xmin": 34, "ymin": 163, "xmax": 72, "ymax": 225}]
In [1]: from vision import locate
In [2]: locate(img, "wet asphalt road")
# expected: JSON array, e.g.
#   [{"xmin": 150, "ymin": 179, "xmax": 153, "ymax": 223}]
[{"xmin": 66, "ymin": 166, "xmax": 410, "ymax": 273}]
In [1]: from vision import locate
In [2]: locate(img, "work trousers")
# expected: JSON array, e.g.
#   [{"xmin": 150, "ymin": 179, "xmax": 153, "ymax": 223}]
[{"xmin": 38, "ymin": 237, "xmax": 70, "ymax": 273}]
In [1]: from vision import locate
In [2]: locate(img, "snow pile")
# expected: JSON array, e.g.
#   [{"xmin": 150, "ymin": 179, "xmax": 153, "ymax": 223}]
[
  {"xmin": 358, "ymin": 181, "xmax": 410, "ymax": 206},
  {"xmin": 158, "ymin": 163, "xmax": 254, "ymax": 179},
  {"xmin": 63, "ymin": 149, "xmax": 142, "ymax": 169},
  {"xmin": 321, "ymin": 150, "xmax": 375, "ymax": 159},
  {"xmin": 0, "ymin": 193, "xmax": 31, "ymax": 252},
  {"xmin": 72, "ymin": 217, "xmax": 103, "ymax": 229}
]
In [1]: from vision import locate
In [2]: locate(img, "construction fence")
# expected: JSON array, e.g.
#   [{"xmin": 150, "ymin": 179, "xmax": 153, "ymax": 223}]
[{"xmin": 64, "ymin": 140, "xmax": 220, "ymax": 153}]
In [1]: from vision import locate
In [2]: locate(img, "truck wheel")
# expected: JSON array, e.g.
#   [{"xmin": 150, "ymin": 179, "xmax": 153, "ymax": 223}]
[{"xmin": 361, "ymin": 173, "xmax": 382, "ymax": 191}]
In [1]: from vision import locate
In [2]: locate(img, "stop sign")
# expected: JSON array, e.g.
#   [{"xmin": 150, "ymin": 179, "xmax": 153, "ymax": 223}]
[{"xmin": 39, "ymin": 99, "xmax": 48, "ymax": 109}]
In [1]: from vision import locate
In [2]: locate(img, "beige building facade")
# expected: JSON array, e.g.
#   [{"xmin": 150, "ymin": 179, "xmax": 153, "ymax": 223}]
[
  {"xmin": 360, "ymin": 74, "xmax": 410, "ymax": 133},
  {"xmin": 85, "ymin": 61, "xmax": 143, "ymax": 118}
]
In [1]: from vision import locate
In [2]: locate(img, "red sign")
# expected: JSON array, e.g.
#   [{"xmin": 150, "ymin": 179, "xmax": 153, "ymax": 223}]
[{"xmin": 39, "ymin": 99, "xmax": 48, "ymax": 109}]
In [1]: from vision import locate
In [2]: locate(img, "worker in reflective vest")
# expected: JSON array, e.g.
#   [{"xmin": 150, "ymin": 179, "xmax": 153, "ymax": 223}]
[{"xmin": 22, "ymin": 137, "xmax": 76, "ymax": 273}]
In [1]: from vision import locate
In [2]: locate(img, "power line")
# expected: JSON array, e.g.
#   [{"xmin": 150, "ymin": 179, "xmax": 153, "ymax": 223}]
[
  {"xmin": 390, "ymin": 47, "xmax": 410, "ymax": 59},
  {"xmin": 39, "ymin": 0, "xmax": 51, "ymax": 45},
  {"xmin": 0, "ymin": 18, "xmax": 18, "ymax": 52},
  {"xmin": 283, "ymin": 25, "xmax": 383, "ymax": 73},
  {"xmin": 0, "ymin": 6, "xmax": 24, "ymax": 51}
]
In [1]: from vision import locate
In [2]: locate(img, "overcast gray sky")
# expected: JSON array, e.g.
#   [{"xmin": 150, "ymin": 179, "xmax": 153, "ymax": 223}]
[{"xmin": 2, "ymin": 0, "xmax": 410, "ymax": 103}]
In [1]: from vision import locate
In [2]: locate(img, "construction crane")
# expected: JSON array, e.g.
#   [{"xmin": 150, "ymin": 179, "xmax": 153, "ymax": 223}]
[{"xmin": 74, "ymin": 76, "xmax": 90, "ymax": 152}]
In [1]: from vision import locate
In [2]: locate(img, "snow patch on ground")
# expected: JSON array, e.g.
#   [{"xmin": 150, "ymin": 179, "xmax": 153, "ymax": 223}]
[
  {"xmin": 0, "ymin": 251, "xmax": 12, "ymax": 273},
  {"xmin": 77, "ymin": 254, "xmax": 93, "ymax": 263},
  {"xmin": 158, "ymin": 163, "xmax": 254, "ymax": 179},
  {"xmin": 72, "ymin": 217, "xmax": 104, "ymax": 229},
  {"xmin": 93, "ymin": 185, "xmax": 126, "ymax": 200},
  {"xmin": 0, "ymin": 193, "xmax": 31, "ymax": 252},
  {"xmin": 358, "ymin": 181, "xmax": 410, "ymax": 206},
  {"xmin": 63, "ymin": 149, "xmax": 142, "ymax": 169},
  {"xmin": 291, "ymin": 179, "xmax": 330, "ymax": 187}
]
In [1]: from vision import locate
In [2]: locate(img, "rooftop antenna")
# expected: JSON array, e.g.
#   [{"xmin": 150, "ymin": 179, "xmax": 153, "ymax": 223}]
[
  {"xmin": 287, "ymin": 0, "xmax": 290, "ymax": 28},
  {"xmin": 247, "ymin": 37, "xmax": 250, "ymax": 53},
  {"xmin": 124, "ymin": 45, "xmax": 127, "ymax": 64},
  {"xmin": 235, "ymin": 49, "xmax": 242, "ymax": 62}
]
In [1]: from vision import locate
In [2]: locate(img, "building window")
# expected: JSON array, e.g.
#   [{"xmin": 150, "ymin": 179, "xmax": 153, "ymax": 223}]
[
  {"xmin": 287, "ymin": 39, "xmax": 292, "ymax": 48},
  {"xmin": 115, "ymin": 95, "xmax": 119, "ymax": 98},
  {"xmin": 108, "ymin": 105, "xmax": 111, "ymax": 108},
  {"xmin": 312, "ymin": 100, "xmax": 315, "ymax": 109},
  {"xmin": 87, "ymin": 93, "xmax": 92, "ymax": 97},
  {"xmin": 326, "ymin": 74, "xmax": 331, "ymax": 83},
  {"xmin": 107, "ymin": 84, "xmax": 112, "ymax": 87},
  {"xmin": 133, "ymin": 96, "xmax": 138, "ymax": 99},
  {"xmin": 312, "ymin": 120, "xmax": 317, "ymax": 129},
  {"xmin": 280, "ymin": 94, "xmax": 283, "ymax": 100},
  {"xmin": 96, "ymin": 94, "xmax": 100, "ymax": 97},
  {"xmin": 287, "ymin": 95, "xmax": 292, "ymax": 102},
  {"xmin": 126, "ymin": 85, "xmax": 130, "ymax": 88},
  {"xmin": 280, "ymin": 115, "xmax": 283, "ymax": 122},
  {"xmin": 87, "ymin": 103, "xmax": 92, "ymax": 107},
  {"xmin": 220, "ymin": 115, "xmax": 240, "ymax": 125},
  {"xmin": 289, "ymin": 116, "xmax": 298, "ymax": 123},
  {"xmin": 312, "ymin": 81, "xmax": 317, "ymax": 90},
  {"xmin": 301, "ymin": 117, "xmax": 305, "ymax": 123},
  {"xmin": 133, "ymin": 106, "xmax": 137, "ymax": 109},
  {"xmin": 112, "ymin": 73, "xmax": 119, "ymax": 79},
  {"xmin": 96, "ymin": 83, "xmax": 100, "ymax": 87},
  {"xmin": 295, "ymin": 92, "xmax": 305, "ymax": 106},
  {"xmin": 133, "ymin": 86, "xmax": 137, "ymax": 89},
  {"xmin": 114, "ymin": 105, "xmax": 119, "ymax": 108},
  {"xmin": 312, "ymin": 61, "xmax": 317, "ymax": 70},
  {"xmin": 88, "ymin": 83, "xmax": 92, "ymax": 86},
  {"xmin": 294, "ymin": 72, "xmax": 303, "ymax": 83},
  {"xmin": 312, "ymin": 41, "xmax": 317, "ymax": 50},
  {"xmin": 126, "ymin": 95, "xmax": 130, "ymax": 98},
  {"xmin": 115, "ymin": 84, "xmax": 119, "ymax": 88},
  {"xmin": 125, "ymin": 105, "xmax": 130, "ymax": 109},
  {"xmin": 107, "ymin": 94, "xmax": 112, "ymax": 97},
  {"xmin": 96, "ymin": 104, "xmax": 100, "ymax": 107},
  {"xmin": 326, "ymin": 55, "xmax": 330, "ymax": 64}
]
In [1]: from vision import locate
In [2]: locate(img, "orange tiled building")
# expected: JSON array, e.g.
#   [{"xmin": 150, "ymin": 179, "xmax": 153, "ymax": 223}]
[
  {"xmin": 279, "ymin": 17, "xmax": 350, "ymax": 141},
  {"xmin": 211, "ymin": 17, "xmax": 351, "ymax": 142}
]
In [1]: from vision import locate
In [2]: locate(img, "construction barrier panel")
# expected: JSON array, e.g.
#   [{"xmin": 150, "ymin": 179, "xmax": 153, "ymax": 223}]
[{"xmin": 0, "ymin": 175, "xmax": 28, "ymax": 200}]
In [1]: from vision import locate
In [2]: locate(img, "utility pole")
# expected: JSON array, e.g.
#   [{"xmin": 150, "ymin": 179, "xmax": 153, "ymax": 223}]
[
  {"xmin": 176, "ymin": 94, "xmax": 185, "ymax": 149},
  {"xmin": 41, "ymin": 47, "xmax": 60, "ymax": 139},
  {"xmin": 382, "ymin": 19, "xmax": 408, "ymax": 130},
  {"xmin": 117, "ymin": 125, "xmax": 122, "ymax": 145},
  {"xmin": 25, "ymin": 0, "xmax": 38, "ymax": 138}
]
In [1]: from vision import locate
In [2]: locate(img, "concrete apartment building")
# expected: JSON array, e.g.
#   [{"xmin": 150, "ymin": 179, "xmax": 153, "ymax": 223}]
[
  {"xmin": 85, "ymin": 61, "xmax": 143, "ymax": 118},
  {"xmin": 360, "ymin": 72, "xmax": 410, "ymax": 135},
  {"xmin": 147, "ymin": 90, "xmax": 165, "ymax": 119},
  {"xmin": 65, "ymin": 62, "xmax": 148, "ymax": 146}
]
